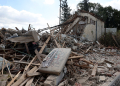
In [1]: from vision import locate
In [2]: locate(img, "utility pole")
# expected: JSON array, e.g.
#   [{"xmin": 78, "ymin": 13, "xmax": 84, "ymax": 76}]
[{"xmin": 59, "ymin": 0, "xmax": 62, "ymax": 25}]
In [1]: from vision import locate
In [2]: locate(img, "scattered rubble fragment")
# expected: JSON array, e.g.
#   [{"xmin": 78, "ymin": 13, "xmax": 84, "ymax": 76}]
[{"xmin": 0, "ymin": 21, "xmax": 120, "ymax": 86}]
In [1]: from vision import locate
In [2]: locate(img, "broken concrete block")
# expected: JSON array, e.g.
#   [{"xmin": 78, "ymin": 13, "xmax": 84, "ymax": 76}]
[
  {"xmin": 99, "ymin": 76, "xmax": 106, "ymax": 82},
  {"xmin": 44, "ymin": 67, "xmax": 67, "ymax": 86},
  {"xmin": 44, "ymin": 80, "xmax": 53, "ymax": 86},
  {"xmin": 106, "ymin": 63, "xmax": 112, "ymax": 68},
  {"xmin": 97, "ymin": 67, "xmax": 108, "ymax": 74},
  {"xmin": 77, "ymin": 76, "xmax": 89, "ymax": 84},
  {"xmin": 72, "ymin": 46, "xmax": 77, "ymax": 51},
  {"xmin": 58, "ymin": 80, "xmax": 68, "ymax": 86},
  {"xmin": 113, "ymin": 72, "xmax": 120, "ymax": 76}
]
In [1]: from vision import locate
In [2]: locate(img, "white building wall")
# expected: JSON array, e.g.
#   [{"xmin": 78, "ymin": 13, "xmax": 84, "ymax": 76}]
[
  {"xmin": 106, "ymin": 28, "xmax": 117, "ymax": 34},
  {"xmin": 79, "ymin": 12, "xmax": 105, "ymax": 41},
  {"xmin": 81, "ymin": 24, "xmax": 96, "ymax": 41}
]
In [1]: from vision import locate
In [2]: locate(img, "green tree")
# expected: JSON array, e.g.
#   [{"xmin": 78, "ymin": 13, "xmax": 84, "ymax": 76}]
[
  {"xmin": 77, "ymin": 0, "xmax": 89, "ymax": 11},
  {"xmin": 61, "ymin": 0, "xmax": 71, "ymax": 23},
  {"xmin": 77, "ymin": 1, "xmax": 120, "ymax": 30}
]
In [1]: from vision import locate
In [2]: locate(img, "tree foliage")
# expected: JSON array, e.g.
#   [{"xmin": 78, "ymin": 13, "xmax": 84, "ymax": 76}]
[
  {"xmin": 61, "ymin": 0, "xmax": 71, "ymax": 23},
  {"xmin": 77, "ymin": 1, "xmax": 120, "ymax": 30},
  {"xmin": 77, "ymin": 0, "xmax": 89, "ymax": 11}
]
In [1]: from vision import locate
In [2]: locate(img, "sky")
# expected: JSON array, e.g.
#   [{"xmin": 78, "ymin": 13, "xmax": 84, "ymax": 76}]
[{"xmin": 0, "ymin": 0, "xmax": 120, "ymax": 30}]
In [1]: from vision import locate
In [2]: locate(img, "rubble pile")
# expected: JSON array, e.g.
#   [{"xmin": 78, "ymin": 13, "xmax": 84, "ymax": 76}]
[{"xmin": 0, "ymin": 23, "xmax": 120, "ymax": 86}]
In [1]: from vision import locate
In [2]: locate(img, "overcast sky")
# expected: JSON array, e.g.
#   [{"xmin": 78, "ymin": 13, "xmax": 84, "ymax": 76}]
[{"xmin": 0, "ymin": 0, "xmax": 120, "ymax": 30}]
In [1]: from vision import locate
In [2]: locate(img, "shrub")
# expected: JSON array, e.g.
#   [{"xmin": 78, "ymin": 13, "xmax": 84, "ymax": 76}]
[{"xmin": 99, "ymin": 32, "xmax": 120, "ymax": 47}]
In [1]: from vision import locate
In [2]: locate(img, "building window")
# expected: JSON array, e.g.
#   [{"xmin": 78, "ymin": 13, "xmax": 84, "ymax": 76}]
[{"xmin": 90, "ymin": 18, "xmax": 95, "ymax": 25}]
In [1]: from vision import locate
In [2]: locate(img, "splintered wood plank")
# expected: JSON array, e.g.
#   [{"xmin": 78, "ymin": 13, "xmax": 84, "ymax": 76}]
[
  {"xmin": 55, "ymin": 31, "xmax": 61, "ymax": 39},
  {"xmin": 25, "ymin": 77, "xmax": 34, "ymax": 86},
  {"xmin": 62, "ymin": 41, "xmax": 65, "ymax": 48},
  {"xmin": 13, "ymin": 61, "xmax": 40, "ymax": 66},
  {"xmin": 7, "ymin": 71, "xmax": 21, "ymax": 86},
  {"xmin": 54, "ymin": 39, "xmax": 61, "ymax": 48},
  {"xmin": 27, "ymin": 72, "xmax": 41, "ymax": 77},
  {"xmin": 69, "ymin": 55, "xmax": 84, "ymax": 59},
  {"xmin": 2, "ymin": 58, "xmax": 4, "ymax": 75},
  {"xmin": 65, "ymin": 18, "xmax": 80, "ymax": 33},
  {"xmin": 19, "ymin": 55, "xmax": 27, "ymax": 62},
  {"xmin": 4, "ymin": 60, "xmax": 13, "ymax": 79},
  {"xmin": 11, "ymin": 66, "xmax": 37, "ymax": 86},
  {"xmin": 25, "ymin": 36, "xmax": 51, "ymax": 71},
  {"xmin": 80, "ymin": 58, "xmax": 93, "ymax": 65},
  {"xmin": 71, "ymin": 52, "xmax": 79, "ymax": 56},
  {"xmin": 11, "ymin": 72, "xmax": 26, "ymax": 86},
  {"xmin": 19, "ymin": 78, "xmax": 31, "ymax": 86},
  {"xmin": 27, "ymin": 66, "xmax": 38, "ymax": 74},
  {"xmin": 86, "ymin": 46, "xmax": 91, "ymax": 53},
  {"xmin": 35, "ymin": 49, "xmax": 41, "ymax": 63},
  {"xmin": 25, "ymin": 43, "xmax": 30, "ymax": 54},
  {"xmin": 47, "ymin": 24, "xmax": 61, "ymax": 48},
  {"xmin": 47, "ymin": 23, "xmax": 51, "ymax": 33},
  {"xmin": 39, "ymin": 36, "xmax": 51, "ymax": 54},
  {"xmin": 91, "ymin": 63, "xmax": 98, "ymax": 76}
]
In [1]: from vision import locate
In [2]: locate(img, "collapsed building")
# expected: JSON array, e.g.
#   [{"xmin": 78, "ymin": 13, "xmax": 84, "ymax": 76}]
[
  {"xmin": 0, "ymin": 10, "xmax": 119, "ymax": 86},
  {"xmin": 61, "ymin": 10, "xmax": 105, "ymax": 41}
]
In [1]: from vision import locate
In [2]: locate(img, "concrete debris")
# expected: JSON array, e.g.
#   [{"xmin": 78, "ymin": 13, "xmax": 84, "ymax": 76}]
[{"xmin": 0, "ymin": 22, "xmax": 119, "ymax": 86}]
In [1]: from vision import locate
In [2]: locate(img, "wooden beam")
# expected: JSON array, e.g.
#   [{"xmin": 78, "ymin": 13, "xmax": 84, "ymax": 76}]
[
  {"xmin": 69, "ymin": 55, "xmax": 84, "ymax": 59},
  {"xmin": 25, "ymin": 36, "xmax": 51, "ymax": 71},
  {"xmin": 39, "ymin": 36, "xmax": 51, "ymax": 54},
  {"xmin": 65, "ymin": 18, "xmax": 80, "ymax": 33},
  {"xmin": 80, "ymin": 58, "xmax": 93, "ymax": 65},
  {"xmin": 11, "ymin": 72, "xmax": 26, "ymax": 86},
  {"xmin": 55, "ymin": 31, "xmax": 61, "ymax": 39},
  {"xmin": 2, "ymin": 58, "xmax": 4, "ymax": 75},
  {"xmin": 25, "ymin": 43, "xmax": 30, "ymax": 54},
  {"xmin": 39, "ymin": 53, "xmax": 47, "ymax": 58},
  {"xmin": 35, "ymin": 49, "xmax": 41, "ymax": 63},
  {"xmin": 11, "ymin": 66, "xmax": 37, "ymax": 86},
  {"xmin": 27, "ymin": 66, "xmax": 38, "ymax": 74},
  {"xmin": 13, "ymin": 61, "xmax": 40, "ymax": 66},
  {"xmin": 19, "ymin": 78, "xmax": 31, "ymax": 86},
  {"xmin": 54, "ymin": 39, "xmax": 61, "ymax": 48},
  {"xmin": 91, "ymin": 63, "xmax": 98, "ymax": 76},
  {"xmin": 47, "ymin": 23, "xmax": 51, "ymax": 33},
  {"xmin": 15, "ymin": 27, "xmax": 19, "ymax": 31},
  {"xmin": 19, "ymin": 55, "xmax": 27, "ymax": 62},
  {"xmin": 73, "ymin": 63, "xmax": 89, "ymax": 68},
  {"xmin": 47, "ymin": 24, "xmax": 61, "ymax": 48},
  {"xmin": 5, "ymin": 60, "xmax": 13, "ymax": 79},
  {"xmin": 7, "ymin": 71, "xmax": 21, "ymax": 86},
  {"xmin": 86, "ymin": 46, "xmax": 91, "ymax": 53},
  {"xmin": 25, "ymin": 77, "xmax": 34, "ymax": 86},
  {"xmin": 62, "ymin": 41, "xmax": 65, "ymax": 48},
  {"xmin": 71, "ymin": 52, "xmax": 79, "ymax": 56},
  {"xmin": 112, "ymin": 35, "xmax": 120, "ymax": 48},
  {"xmin": 25, "ymin": 67, "xmax": 38, "ymax": 86},
  {"xmin": 27, "ymin": 72, "xmax": 41, "ymax": 77}
]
